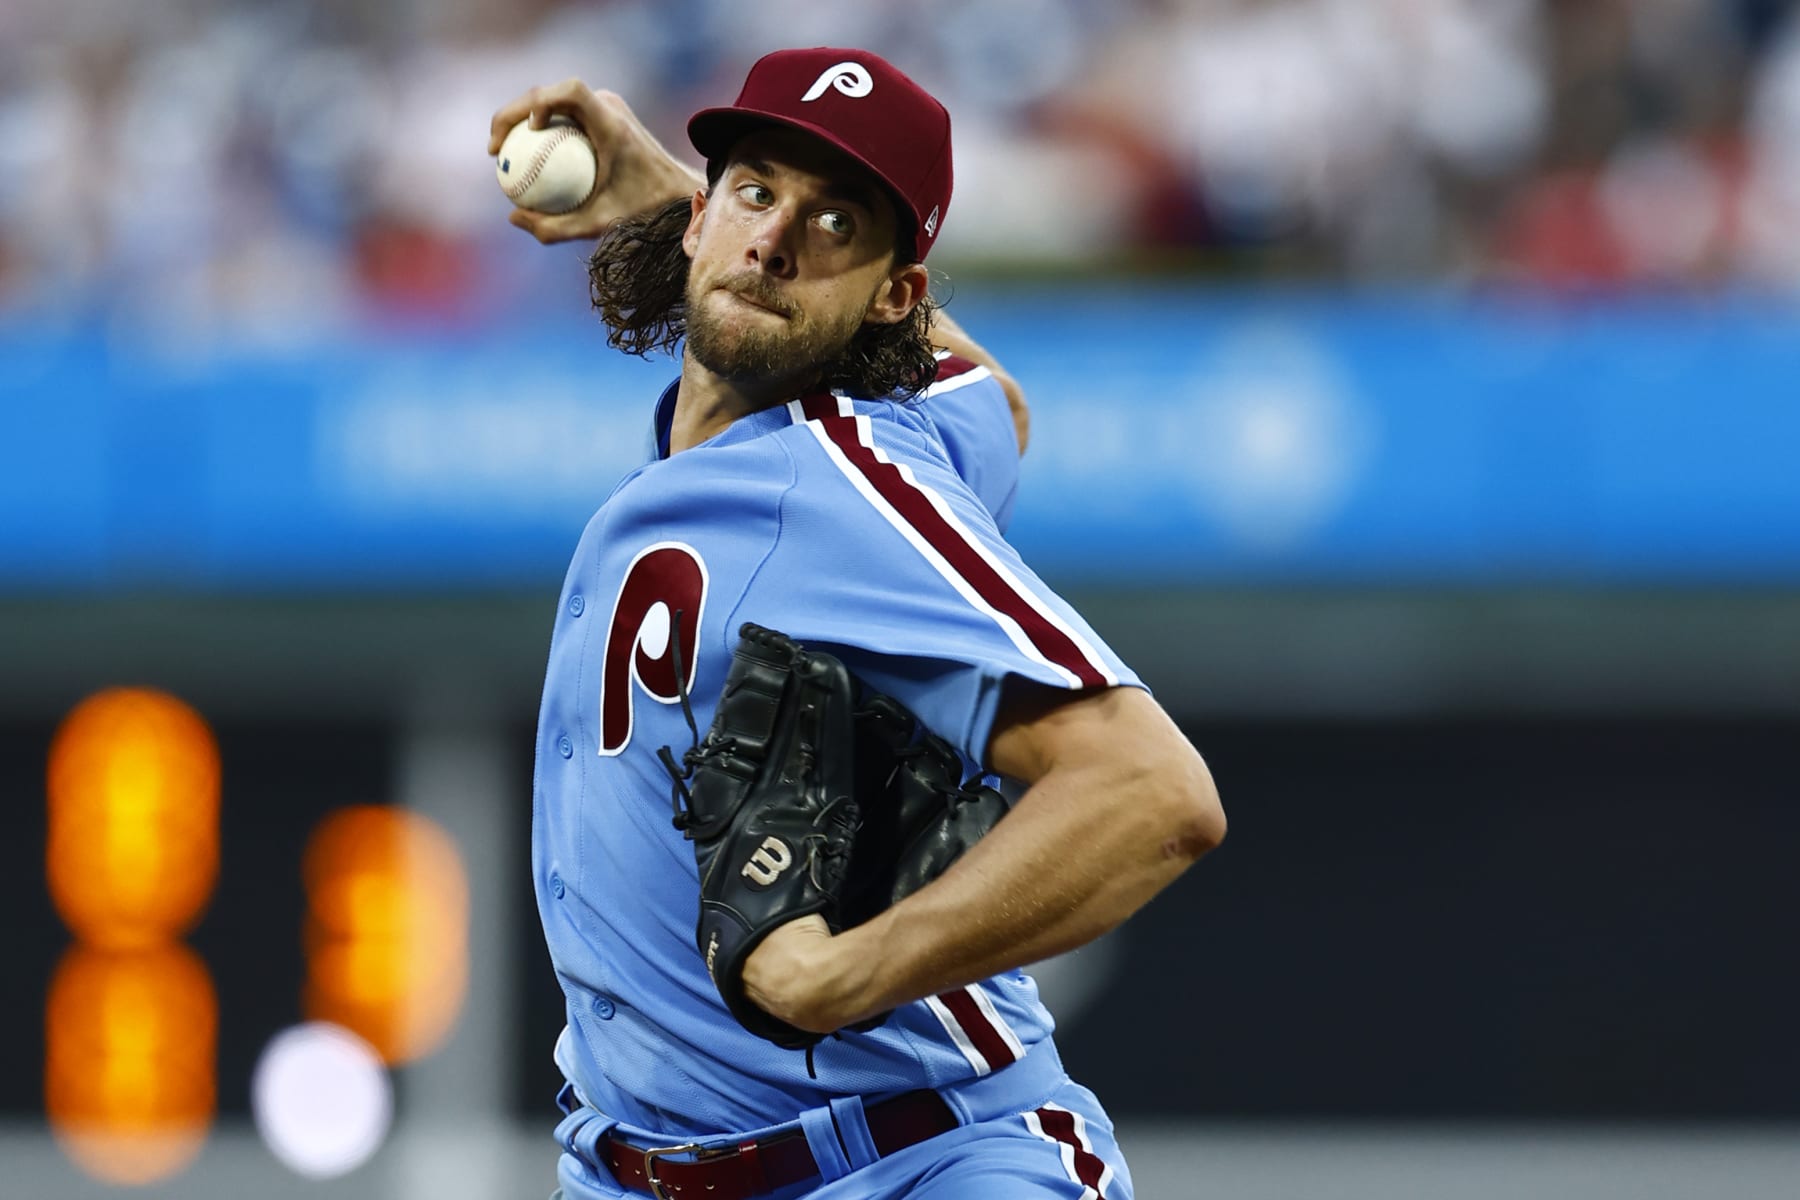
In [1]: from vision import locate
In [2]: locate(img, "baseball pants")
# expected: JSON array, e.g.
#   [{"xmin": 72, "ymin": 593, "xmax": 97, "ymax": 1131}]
[{"xmin": 551, "ymin": 1042, "xmax": 1131, "ymax": 1200}]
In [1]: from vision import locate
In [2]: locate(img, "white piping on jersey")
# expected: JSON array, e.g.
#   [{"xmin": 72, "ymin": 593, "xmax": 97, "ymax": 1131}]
[
  {"xmin": 786, "ymin": 396, "xmax": 1119, "ymax": 691},
  {"xmin": 917, "ymin": 361, "xmax": 994, "ymax": 401},
  {"xmin": 1023, "ymin": 1102, "xmax": 1114, "ymax": 1200},
  {"xmin": 922, "ymin": 993, "xmax": 987, "ymax": 1075},
  {"xmin": 870, "ymin": 415, "xmax": 1117, "ymax": 688},
  {"xmin": 921, "ymin": 989, "xmax": 1017, "ymax": 1076},
  {"xmin": 965, "ymin": 978, "xmax": 1027, "ymax": 1062}
]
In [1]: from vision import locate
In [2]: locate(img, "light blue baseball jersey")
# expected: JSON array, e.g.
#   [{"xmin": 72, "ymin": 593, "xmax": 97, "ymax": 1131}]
[{"xmin": 532, "ymin": 356, "xmax": 1142, "ymax": 1139}]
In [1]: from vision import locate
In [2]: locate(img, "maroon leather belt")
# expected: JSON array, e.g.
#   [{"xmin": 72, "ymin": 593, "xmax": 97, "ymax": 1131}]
[{"xmin": 601, "ymin": 1089, "xmax": 957, "ymax": 1199}]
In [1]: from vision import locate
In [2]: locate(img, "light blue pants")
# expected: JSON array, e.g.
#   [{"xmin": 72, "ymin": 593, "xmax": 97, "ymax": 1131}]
[{"xmin": 552, "ymin": 1041, "xmax": 1132, "ymax": 1200}]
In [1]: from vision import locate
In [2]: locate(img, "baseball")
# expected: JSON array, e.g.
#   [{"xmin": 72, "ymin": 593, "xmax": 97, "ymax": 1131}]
[{"xmin": 495, "ymin": 117, "xmax": 598, "ymax": 214}]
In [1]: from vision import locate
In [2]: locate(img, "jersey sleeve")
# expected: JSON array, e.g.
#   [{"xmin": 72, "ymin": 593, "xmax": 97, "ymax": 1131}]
[
  {"xmin": 907, "ymin": 354, "xmax": 1021, "ymax": 533},
  {"xmin": 744, "ymin": 396, "xmax": 1140, "ymax": 767}
]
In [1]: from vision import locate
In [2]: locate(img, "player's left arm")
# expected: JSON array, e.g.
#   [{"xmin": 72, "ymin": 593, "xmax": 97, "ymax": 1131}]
[{"xmin": 741, "ymin": 680, "xmax": 1224, "ymax": 1033}]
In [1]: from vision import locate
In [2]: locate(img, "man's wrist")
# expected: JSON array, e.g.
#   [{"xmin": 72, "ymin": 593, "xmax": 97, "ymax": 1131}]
[
  {"xmin": 826, "ymin": 914, "xmax": 906, "ymax": 1027},
  {"xmin": 643, "ymin": 157, "xmax": 703, "ymax": 208}
]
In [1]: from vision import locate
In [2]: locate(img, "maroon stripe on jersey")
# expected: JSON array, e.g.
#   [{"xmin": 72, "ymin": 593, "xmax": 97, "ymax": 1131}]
[
  {"xmin": 1034, "ymin": 1106, "xmax": 1110, "ymax": 1196},
  {"xmin": 934, "ymin": 353, "xmax": 980, "ymax": 382},
  {"xmin": 797, "ymin": 396, "xmax": 1109, "ymax": 689},
  {"xmin": 936, "ymin": 987, "xmax": 1017, "ymax": 1072}
]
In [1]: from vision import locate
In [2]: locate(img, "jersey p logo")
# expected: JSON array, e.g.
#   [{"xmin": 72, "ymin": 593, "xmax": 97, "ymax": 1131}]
[
  {"xmin": 599, "ymin": 542, "xmax": 709, "ymax": 756},
  {"xmin": 740, "ymin": 837, "xmax": 793, "ymax": 886},
  {"xmin": 801, "ymin": 62, "xmax": 873, "ymax": 102}
]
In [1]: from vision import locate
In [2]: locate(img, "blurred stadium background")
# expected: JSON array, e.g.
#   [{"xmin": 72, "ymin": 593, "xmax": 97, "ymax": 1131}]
[{"xmin": 4, "ymin": 0, "xmax": 1799, "ymax": 1196}]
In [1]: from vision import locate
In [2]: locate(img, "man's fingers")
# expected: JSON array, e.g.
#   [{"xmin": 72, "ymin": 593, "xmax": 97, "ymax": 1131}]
[
  {"xmin": 507, "ymin": 209, "xmax": 547, "ymax": 239},
  {"xmin": 489, "ymin": 79, "xmax": 597, "ymax": 154},
  {"xmin": 761, "ymin": 915, "xmax": 832, "ymax": 951},
  {"xmin": 493, "ymin": 78, "xmax": 683, "ymax": 243},
  {"xmin": 529, "ymin": 79, "xmax": 601, "ymax": 130},
  {"xmin": 489, "ymin": 98, "xmax": 535, "ymax": 154}
]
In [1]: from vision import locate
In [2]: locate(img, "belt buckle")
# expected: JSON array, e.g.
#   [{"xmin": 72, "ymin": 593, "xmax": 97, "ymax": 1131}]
[{"xmin": 641, "ymin": 1142, "xmax": 702, "ymax": 1200}]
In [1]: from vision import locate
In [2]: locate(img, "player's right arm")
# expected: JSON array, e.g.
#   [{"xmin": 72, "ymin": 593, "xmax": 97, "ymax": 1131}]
[
  {"xmin": 487, "ymin": 79, "xmax": 703, "ymax": 244},
  {"xmin": 490, "ymin": 83, "xmax": 1030, "ymax": 455}
]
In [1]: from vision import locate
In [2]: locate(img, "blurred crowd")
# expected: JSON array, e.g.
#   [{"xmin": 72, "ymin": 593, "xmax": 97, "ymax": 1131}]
[{"xmin": 4, "ymin": 0, "xmax": 1800, "ymax": 331}]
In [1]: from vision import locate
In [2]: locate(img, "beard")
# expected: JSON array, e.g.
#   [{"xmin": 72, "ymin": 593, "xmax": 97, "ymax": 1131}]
[{"xmin": 683, "ymin": 270, "xmax": 869, "ymax": 395}]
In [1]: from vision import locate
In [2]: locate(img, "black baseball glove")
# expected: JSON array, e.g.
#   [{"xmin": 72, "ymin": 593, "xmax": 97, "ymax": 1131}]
[
  {"xmin": 660, "ymin": 623, "xmax": 1007, "ymax": 1051},
  {"xmin": 841, "ymin": 692, "xmax": 1009, "ymax": 929}
]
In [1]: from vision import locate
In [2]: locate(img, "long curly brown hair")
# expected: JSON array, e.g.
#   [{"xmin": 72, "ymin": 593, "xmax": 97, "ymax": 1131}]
[{"xmin": 586, "ymin": 196, "xmax": 940, "ymax": 400}]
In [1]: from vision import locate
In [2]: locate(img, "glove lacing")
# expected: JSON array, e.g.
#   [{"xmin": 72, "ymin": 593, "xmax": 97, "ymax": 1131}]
[{"xmin": 655, "ymin": 608, "xmax": 705, "ymax": 834}]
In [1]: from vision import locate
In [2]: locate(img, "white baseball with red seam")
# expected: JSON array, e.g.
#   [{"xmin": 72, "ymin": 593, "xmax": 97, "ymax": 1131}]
[{"xmin": 495, "ymin": 117, "xmax": 598, "ymax": 214}]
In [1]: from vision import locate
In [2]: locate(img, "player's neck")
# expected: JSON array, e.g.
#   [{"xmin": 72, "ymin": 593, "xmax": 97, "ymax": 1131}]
[{"xmin": 669, "ymin": 356, "xmax": 804, "ymax": 454}]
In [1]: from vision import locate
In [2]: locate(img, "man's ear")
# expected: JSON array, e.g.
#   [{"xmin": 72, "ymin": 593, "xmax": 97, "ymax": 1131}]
[
  {"xmin": 864, "ymin": 262, "xmax": 930, "ymax": 326},
  {"xmin": 681, "ymin": 188, "xmax": 708, "ymax": 259}
]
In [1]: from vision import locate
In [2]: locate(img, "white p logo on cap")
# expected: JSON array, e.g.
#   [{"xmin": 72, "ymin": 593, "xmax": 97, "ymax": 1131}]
[{"xmin": 802, "ymin": 61, "xmax": 874, "ymax": 102}]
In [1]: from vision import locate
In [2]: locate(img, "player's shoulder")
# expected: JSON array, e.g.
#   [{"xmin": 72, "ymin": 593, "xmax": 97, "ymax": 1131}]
[
  {"xmin": 774, "ymin": 389, "xmax": 1004, "ymax": 543},
  {"xmin": 907, "ymin": 355, "xmax": 1007, "ymax": 441},
  {"xmin": 919, "ymin": 352, "xmax": 996, "ymax": 397},
  {"xmin": 778, "ymin": 392, "xmax": 960, "ymax": 475}
]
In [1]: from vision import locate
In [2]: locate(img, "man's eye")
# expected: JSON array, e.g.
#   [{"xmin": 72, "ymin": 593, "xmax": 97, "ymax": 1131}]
[
  {"xmin": 738, "ymin": 183, "xmax": 772, "ymax": 205},
  {"xmin": 816, "ymin": 211, "xmax": 852, "ymax": 237}
]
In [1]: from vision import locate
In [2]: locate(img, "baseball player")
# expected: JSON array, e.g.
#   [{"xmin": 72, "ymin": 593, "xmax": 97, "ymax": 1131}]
[{"xmin": 490, "ymin": 48, "xmax": 1225, "ymax": 1200}]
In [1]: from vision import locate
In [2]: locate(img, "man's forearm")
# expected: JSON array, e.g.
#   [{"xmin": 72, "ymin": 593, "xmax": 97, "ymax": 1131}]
[
  {"xmin": 740, "ymin": 686, "xmax": 1224, "ymax": 1034},
  {"xmin": 834, "ymin": 754, "xmax": 1216, "ymax": 1023}
]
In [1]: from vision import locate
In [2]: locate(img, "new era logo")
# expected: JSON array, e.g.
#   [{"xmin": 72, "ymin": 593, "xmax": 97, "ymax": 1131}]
[{"xmin": 924, "ymin": 205, "xmax": 940, "ymax": 238}]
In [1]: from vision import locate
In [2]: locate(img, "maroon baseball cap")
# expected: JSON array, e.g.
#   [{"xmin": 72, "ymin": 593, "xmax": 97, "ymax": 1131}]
[{"xmin": 688, "ymin": 48, "xmax": 953, "ymax": 261}]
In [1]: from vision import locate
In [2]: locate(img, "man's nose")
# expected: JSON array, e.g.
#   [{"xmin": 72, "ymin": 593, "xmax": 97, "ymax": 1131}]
[{"xmin": 745, "ymin": 209, "xmax": 800, "ymax": 279}]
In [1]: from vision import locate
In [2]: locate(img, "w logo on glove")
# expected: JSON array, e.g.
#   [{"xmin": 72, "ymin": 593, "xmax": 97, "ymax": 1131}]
[
  {"xmin": 677, "ymin": 623, "xmax": 1006, "ymax": 1052},
  {"xmin": 741, "ymin": 837, "xmax": 794, "ymax": 886}
]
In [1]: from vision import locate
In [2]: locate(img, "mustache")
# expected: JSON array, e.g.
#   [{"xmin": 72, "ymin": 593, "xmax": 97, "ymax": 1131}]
[{"xmin": 716, "ymin": 275, "xmax": 793, "ymax": 317}]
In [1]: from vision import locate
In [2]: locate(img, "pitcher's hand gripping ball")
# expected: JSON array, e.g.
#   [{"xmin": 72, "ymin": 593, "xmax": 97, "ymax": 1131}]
[
  {"xmin": 666, "ymin": 624, "xmax": 1007, "ymax": 1049},
  {"xmin": 494, "ymin": 117, "xmax": 597, "ymax": 214}
]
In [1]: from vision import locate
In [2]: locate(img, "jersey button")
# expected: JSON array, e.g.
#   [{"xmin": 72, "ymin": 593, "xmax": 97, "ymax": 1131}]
[
  {"xmin": 550, "ymin": 873, "xmax": 565, "ymax": 899},
  {"xmin": 557, "ymin": 733, "xmax": 574, "ymax": 759},
  {"xmin": 568, "ymin": 594, "xmax": 584, "ymax": 617},
  {"xmin": 594, "ymin": 997, "xmax": 615, "ymax": 1020}
]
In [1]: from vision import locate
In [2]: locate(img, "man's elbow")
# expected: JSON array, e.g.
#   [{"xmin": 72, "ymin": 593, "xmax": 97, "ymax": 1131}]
[{"xmin": 1156, "ymin": 748, "xmax": 1225, "ymax": 863}]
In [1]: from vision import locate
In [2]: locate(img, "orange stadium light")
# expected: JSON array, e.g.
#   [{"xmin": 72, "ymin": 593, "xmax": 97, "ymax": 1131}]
[
  {"xmin": 46, "ymin": 688, "xmax": 221, "ymax": 948},
  {"xmin": 45, "ymin": 943, "xmax": 217, "ymax": 1185},
  {"xmin": 301, "ymin": 805, "xmax": 469, "ymax": 1065}
]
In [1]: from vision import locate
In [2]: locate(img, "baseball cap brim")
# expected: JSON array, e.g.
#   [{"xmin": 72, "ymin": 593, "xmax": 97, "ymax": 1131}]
[{"xmin": 688, "ymin": 106, "xmax": 924, "ymax": 259}]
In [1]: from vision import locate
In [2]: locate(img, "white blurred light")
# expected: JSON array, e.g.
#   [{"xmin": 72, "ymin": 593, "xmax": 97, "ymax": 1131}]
[
  {"xmin": 253, "ymin": 1022, "xmax": 393, "ymax": 1179},
  {"xmin": 1180, "ymin": 327, "xmax": 1372, "ymax": 551},
  {"xmin": 1408, "ymin": 0, "xmax": 1547, "ymax": 177}
]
